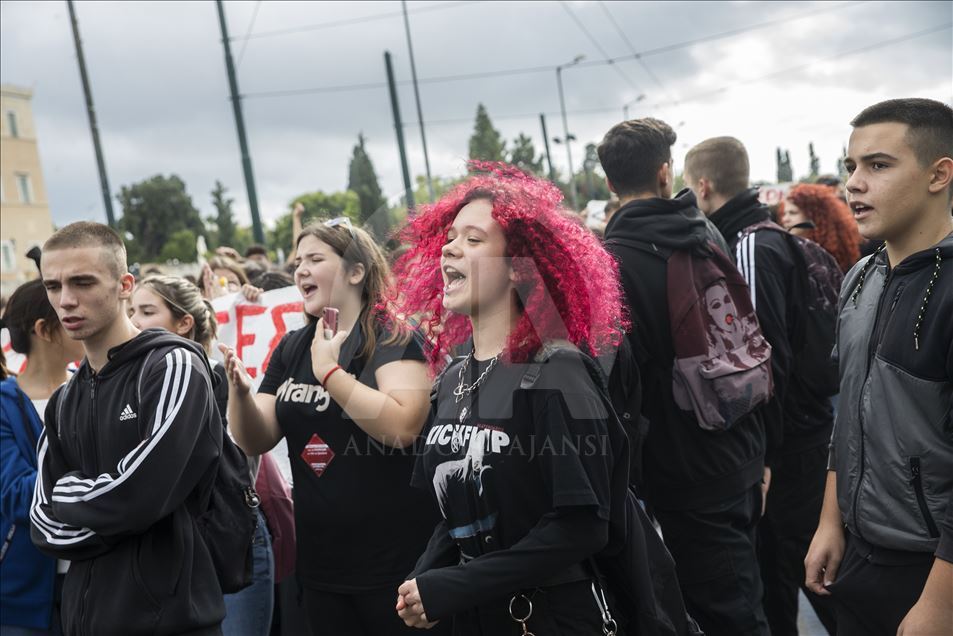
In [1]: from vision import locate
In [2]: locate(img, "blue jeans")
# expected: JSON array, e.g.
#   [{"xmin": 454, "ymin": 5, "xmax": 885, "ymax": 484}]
[{"xmin": 222, "ymin": 509, "xmax": 275, "ymax": 636}]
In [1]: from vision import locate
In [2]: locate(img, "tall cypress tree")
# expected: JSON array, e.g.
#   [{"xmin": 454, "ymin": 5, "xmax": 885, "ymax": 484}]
[
  {"xmin": 468, "ymin": 104, "xmax": 506, "ymax": 162},
  {"xmin": 347, "ymin": 133, "xmax": 387, "ymax": 230},
  {"xmin": 210, "ymin": 180, "xmax": 236, "ymax": 249}
]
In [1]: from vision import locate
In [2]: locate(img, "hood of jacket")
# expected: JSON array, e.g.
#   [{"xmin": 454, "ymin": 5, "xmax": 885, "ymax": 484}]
[
  {"xmin": 605, "ymin": 188, "xmax": 711, "ymax": 250},
  {"xmin": 708, "ymin": 188, "xmax": 771, "ymax": 245},
  {"xmin": 76, "ymin": 328, "xmax": 213, "ymax": 384}
]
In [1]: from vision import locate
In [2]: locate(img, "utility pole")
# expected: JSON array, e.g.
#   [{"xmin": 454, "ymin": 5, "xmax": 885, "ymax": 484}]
[
  {"xmin": 539, "ymin": 114, "xmax": 555, "ymax": 182},
  {"xmin": 401, "ymin": 0, "xmax": 433, "ymax": 202},
  {"xmin": 66, "ymin": 0, "xmax": 115, "ymax": 228},
  {"xmin": 384, "ymin": 51, "xmax": 415, "ymax": 213},
  {"xmin": 556, "ymin": 55, "xmax": 584, "ymax": 211},
  {"xmin": 216, "ymin": 0, "xmax": 264, "ymax": 244}
]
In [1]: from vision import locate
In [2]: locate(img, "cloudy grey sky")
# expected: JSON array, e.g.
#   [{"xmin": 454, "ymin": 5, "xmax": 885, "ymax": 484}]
[{"xmin": 2, "ymin": 0, "xmax": 950, "ymax": 230}]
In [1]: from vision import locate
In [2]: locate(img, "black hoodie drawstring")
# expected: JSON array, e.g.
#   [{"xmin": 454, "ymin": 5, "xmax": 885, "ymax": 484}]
[
  {"xmin": 914, "ymin": 247, "xmax": 942, "ymax": 351},
  {"xmin": 850, "ymin": 243, "xmax": 887, "ymax": 307}
]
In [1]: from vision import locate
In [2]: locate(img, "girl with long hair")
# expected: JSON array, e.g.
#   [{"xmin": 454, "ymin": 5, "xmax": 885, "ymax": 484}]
[
  {"xmin": 218, "ymin": 219, "xmax": 443, "ymax": 636},
  {"xmin": 1, "ymin": 279, "xmax": 85, "ymax": 634},
  {"xmin": 129, "ymin": 275, "xmax": 276, "ymax": 636},
  {"xmin": 781, "ymin": 183, "xmax": 862, "ymax": 272},
  {"xmin": 390, "ymin": 164, "xmax": 632, "ymax": 634}
]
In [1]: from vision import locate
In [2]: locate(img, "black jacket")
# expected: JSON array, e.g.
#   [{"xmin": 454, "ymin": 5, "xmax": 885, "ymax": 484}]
[
  {"xmin": 605, "ymin": 190, "xmax": 766, "ymax": 510},
  {"xmin": 30, "ymin": 329, "xmax": 224, "ymax": 635},
  {"xmin": 709, "ymin": 189, "xmax": 834, "ymax": 459}
]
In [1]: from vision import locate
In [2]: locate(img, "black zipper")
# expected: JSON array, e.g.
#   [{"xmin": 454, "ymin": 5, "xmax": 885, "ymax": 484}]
[
  {"xmin": 851, "ymin": 269, "xmax": 896, "ymax": 539},
  {"xmin": 909, "ymin": 457, "xmax": 940, "ymax": 538},
  {"xmin": 89, "ymin": 376, "xmax": 100, "ymax": 469}
]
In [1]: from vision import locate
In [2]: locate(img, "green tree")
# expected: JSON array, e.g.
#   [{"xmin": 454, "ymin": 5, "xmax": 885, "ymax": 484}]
[
  {"xmin": 209, "ymin": 181, "xmax": 237, "ymax": 249},
  {"xmin": 159, "ymin": 229, "xmax": 198, "ymax": 262},
  {"xmin": 468, "ymin": 104, "xmax": 506, "ymax": 162},
  {"xmin": 507, "ymin": 133, "xmax": 543, "ymax": 174},
  {"xmin": 347, "ymin": 134, "xmax": 388, "ymax": 236},
  {"xmin": 117, "ymin": 174, "xmax": 204, "ymax": 263},
  {"xmin": 808, "ymin": 142, "xmax": 820, "ymax": 179},
  {"xmin": 836, "ymin": 144, "xmax": 848, "ymax": 181},
  {"xmin": 776, "ymin": 147, "xmax": 794, "ymax": 182},
  {"xmin": 269, "ymin": 190, "xmax": 361, "ymax": 253}
]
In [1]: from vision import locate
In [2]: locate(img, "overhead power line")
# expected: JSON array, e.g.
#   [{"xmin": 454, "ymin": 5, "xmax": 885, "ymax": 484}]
[
  {"xmin": 559, "ymin": 1, "xmax": 644, "ymax": 95},
  {"xmin": 598, "ymin": 1, "xmax": 673, "ymax": 101},
  {"xmin": 242, "ymin": 0, "xmax": 864, "ymax": 100},
  {"xmin": 401, "ymin": 22, "xmax": 951, "ymax": 127},
  {"xmin": 235, "ymin": 0, "xmax": 262, "ymax": 66},
  {"xmin": 232, "ymin": 0, "xmax": 480, "ymax": 41}
]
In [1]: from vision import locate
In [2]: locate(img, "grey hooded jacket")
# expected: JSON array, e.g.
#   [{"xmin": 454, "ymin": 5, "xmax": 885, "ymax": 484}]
[{"xmin": 830, "ymin": 232, "xmax": 953, "ymax": 559}]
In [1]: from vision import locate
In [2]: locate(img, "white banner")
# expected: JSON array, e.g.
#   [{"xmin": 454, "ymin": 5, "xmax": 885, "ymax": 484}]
[{"xmin": 209, "ymin": 285, "xmax": 306, "ymax": 391}]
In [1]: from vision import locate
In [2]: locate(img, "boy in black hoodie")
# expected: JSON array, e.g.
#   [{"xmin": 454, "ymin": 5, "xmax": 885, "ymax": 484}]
[
  {"xmin": 599, "ymin": 118, "xmax": 769, "ymax": 636},
  {"xmin": 684, "ymin": 137, "xmax": 839, "ymax": 636},
  {"xmin": 30, "ymin": 222, "xmax": 224, "ymax": 635}
]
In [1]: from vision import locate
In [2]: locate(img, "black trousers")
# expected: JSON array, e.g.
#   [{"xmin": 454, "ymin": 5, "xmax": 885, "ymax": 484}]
[
  {"xmin": 758, "ymin": 444, "xmax": 838, "ymax": 636},
  {"xmin": 303, "ymin": 586, "xmax": 451, "ymax": 636},
  {"xmin": 654, "ymin": 482, "xmax": 769, "ymax": 636},
  {"xmin": 826, "ymin": 533, "xmax": 934, "ymax": 636}
]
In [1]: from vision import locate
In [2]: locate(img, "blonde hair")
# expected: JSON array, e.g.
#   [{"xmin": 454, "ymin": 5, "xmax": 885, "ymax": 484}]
[{"xmin": 139, "ymin": 276, "xmax": 218, "ymax": 352}]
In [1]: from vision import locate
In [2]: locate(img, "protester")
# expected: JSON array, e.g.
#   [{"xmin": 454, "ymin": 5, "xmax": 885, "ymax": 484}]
[
  {"xmin": 204, "ymin": 256, "xmax": 249, "ymax": 297},
  {"xmin": 781, "ymin": 183, "xmax": 862, "ymax": 272},
  {"xmin": 814, "ymin": 174, "xmax": 847, "ymax": 203},
  {"xmin": 129, "ymin": 275, "xmax": 275, "ymax": 636},
  {"xmin": 29, "ymin": 222, "xmax": 226, "ymax": 635},
  {"xmin": 685, "ymin": 136, "xmax": 840, "ymax": 635},
  {"xmin": 219, "ymin": 217, "xmax": 442, "ymax": 636},
  {"xmin": 805, "ymin": 97, "xmax": 953, "ymax": 636},
  {"xmin": 387, "ymin": 163, "xmax": 640, "ymax": 634},
  {"xmin": 245, "ymin": 245, "xmax": 272, "ymax": 269},
  {"xmin": 599, "ymin": 119, "xmax": 770, "ymax": 636},
  {"xmin": 1, "ymin": 280, "xmax": 84, "ymax": 635}
]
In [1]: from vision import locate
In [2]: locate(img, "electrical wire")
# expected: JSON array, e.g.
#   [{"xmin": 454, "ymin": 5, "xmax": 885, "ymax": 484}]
[
  {"xmin": 598, "ymin": 1, "xmax": 674, "ymax": 101},
  {"xmin": 235, "ymin": 0, "xmax": 262, "ymax": 67},
  {"xmin": 559, "ymin": 1, "xmax": 644, "ymax": 95}
]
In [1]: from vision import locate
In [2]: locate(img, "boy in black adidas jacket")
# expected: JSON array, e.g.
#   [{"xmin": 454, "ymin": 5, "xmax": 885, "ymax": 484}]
[
  {"xmin": 685, "ymin": 137, "xmax": 839, "ymax": 635},
  {"xmin": 29, "ymin": 222, "xmax": 224, "ymax": 636}
]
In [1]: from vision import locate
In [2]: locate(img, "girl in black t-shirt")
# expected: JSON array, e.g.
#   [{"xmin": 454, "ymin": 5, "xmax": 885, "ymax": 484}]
[
  {"xmin": 389, "ymin": 164, "xmax": 630, "ymax": 635},
  {"xmin": 218, "ymin": 220, "xmax": 444, "ymax": 636}
]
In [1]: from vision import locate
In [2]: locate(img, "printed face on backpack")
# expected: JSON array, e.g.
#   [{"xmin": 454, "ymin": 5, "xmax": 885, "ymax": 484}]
[
  {"xmin": 441, "ymin": 198, "xmax": 515, "ymax": 318},
  {"xmin": 41, "ymin": 246, "xmax": 133, "ymax": 342},
  {"xmin": 704, "ymin": 284, "xmax": 736, "ymax": 334},
  {"xmin": 845, "ymin": 122, "xmax": 935, "ymax": 242},
  {"xmin": 294, "ymin": 234, "xmax": 359, "ymax": 319}
]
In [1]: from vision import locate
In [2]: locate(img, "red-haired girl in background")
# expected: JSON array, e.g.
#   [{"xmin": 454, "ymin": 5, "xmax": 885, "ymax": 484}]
[{"xmin": 782, "ymin": 183, "xmax": 862, "ymax": 272}]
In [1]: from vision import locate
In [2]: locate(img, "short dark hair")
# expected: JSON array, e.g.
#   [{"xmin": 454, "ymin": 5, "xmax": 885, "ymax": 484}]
[
  {"xmin": 251, "ymin": 270, "xmax": 294, "ymax": 291},
  {"xmin": 684, "ymin": 136, "xmax": 750, "ymax": 198},
  {"xmin": 815, "ymin": 174, "xmax": 842, "ymax": 187},
  {"xmin": 245, "ymin": 244, "xmax": 268, "ymax": 258},
  {"xmin": 851, "ymin": 98, "xmax": 953, "ymax": 166},
  {"xmin": 598, "ymin": 118, "xmax": 676, "ymax": 196},
  {"xmin": 43, "ymin": 221, "xmax": 127, "ymax": 278}
]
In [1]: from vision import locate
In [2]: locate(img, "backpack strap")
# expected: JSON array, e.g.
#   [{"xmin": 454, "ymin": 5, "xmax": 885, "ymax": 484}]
[{"xmin": 13, "ymin": 386, "xmax": 39, "ymax": 451}]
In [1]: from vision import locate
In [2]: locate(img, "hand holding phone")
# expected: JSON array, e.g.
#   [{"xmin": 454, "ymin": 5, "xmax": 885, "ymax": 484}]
[{"xmin": 323, "ymin": 307, "xmax": 339, "ymax": 340}]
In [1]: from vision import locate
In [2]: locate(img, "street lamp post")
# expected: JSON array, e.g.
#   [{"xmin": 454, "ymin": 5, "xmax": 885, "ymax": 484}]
[
  {"xmin": 556, "ymin": 54, "xmax": 584, "ymax": 211},
  {"xmin": 622, "ymin": 94, "xmax": 646, "ymax": 121}
]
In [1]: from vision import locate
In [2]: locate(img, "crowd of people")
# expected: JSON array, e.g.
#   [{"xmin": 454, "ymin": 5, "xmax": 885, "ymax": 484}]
[{"xmin": 1, "ymin": 96, "xmax": 951, "ymax": 636}]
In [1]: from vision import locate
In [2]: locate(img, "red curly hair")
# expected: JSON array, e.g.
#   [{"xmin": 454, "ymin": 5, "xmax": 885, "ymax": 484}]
[
  {"xmin": 785, "ymin": 184, "xmax": 861, "ymax": 272},
  {"xmin": 383, "ymin": 162, "xmax": 627, "ymax": 373}
]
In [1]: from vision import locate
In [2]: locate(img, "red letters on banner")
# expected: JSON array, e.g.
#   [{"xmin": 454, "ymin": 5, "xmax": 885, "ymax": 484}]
[{"xmin": 235, "ymin": 304, "xmax": 268, "ymax": 377}]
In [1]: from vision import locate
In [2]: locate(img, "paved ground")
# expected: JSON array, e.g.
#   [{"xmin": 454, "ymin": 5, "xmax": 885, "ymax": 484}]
[{"xmin": 797, "ymin": 590, "xmax": 829, "ymax": 635}]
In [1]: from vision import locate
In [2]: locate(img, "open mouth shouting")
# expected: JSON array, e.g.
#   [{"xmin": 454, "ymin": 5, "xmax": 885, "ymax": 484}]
[
  {"xmin": 443, "ymin": 265, "xmax": 467, "ymax": 295},
  {"xmin": 850, "ymin": 201, "xmax": 874, "ymax": 221},
  {"xmin": 300, "ymin": 282, "xmax": 319, "ymax": 299}
]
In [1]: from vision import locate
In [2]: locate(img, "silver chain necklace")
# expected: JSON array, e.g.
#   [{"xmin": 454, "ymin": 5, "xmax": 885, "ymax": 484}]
[{"xmin": 453, "ymin": 351, "xmax": 499, "ymax": 423}]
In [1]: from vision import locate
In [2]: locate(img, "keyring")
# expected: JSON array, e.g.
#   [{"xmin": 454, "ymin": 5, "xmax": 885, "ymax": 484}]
[{"xmin": 508, "ymin": 593, "xmax": 533, "ymax": 621}]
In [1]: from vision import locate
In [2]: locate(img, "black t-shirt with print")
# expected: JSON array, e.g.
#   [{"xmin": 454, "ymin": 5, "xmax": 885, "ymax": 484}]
[
  {"xmin": 412, "ymin": 349, "xmax": 625, "ymax": 566},
  {"xmin": 259, "ymin": 320, "xmax": 439, "ymax": 592}
]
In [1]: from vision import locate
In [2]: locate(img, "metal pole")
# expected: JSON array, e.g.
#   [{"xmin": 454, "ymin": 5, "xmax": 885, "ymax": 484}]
[
  {"xmin": 557, "ymin": 66, "xmax": 579, "ymax": 211},
  {"xmin": 66, "ymin": 0, "xmax": 115, "ymax": 228},
  {"xmin": 623, "ymin": 105, "xmax": 629, "ymax": 120},
  {"xmin": 401, "ymin": 0, "xmax": 433, "ymax": 202},
  {"xmin": 384, "ymin": 51, "xmax": 415, "ymax": 212},
  {"xmin": 539, "ymin": 114, "xmax": 555, "ymax": 182},
  {"xmin": 216, "ymin": 0, "xmax": 265, "ymax": 245}
]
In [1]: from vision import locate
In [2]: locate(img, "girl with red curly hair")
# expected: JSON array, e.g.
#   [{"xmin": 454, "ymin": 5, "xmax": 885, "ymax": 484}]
[
  {"xmin": 391, "ymin": 164, "xmax": 634, "ymax": 634},
  {"xmin": 782, "ymin": 183, "xmax": 862, "ymax": 272}
]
